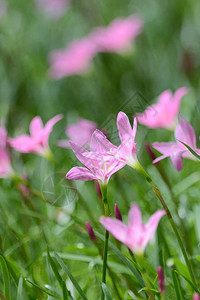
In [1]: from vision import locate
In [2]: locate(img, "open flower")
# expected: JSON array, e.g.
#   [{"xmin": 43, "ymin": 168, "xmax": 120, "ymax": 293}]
[
  {"xmin": 8, "ymin": 114, "xmax": 63, "ymax": 157},
  {"xmin": 136, "ymin": 87, "xmax": 188, "ymax": 129},
  {"xmin": 152, "ymin": 117, "xmax": 200, "ymax": 170},
  {"xmin": 49, "ymin": 38, "xmax": 98, "ymax": 79},
  {"xmin": 57, "ymin": 118, "xmax": 97, "ymax": 148},
  {"xmin": 66, "ymin": 130, "xmax": 125, "ymax": 185},
  {"xmin": 108, "ymin": 111, "xmax": 139, "ymax": 168},
  {"xmin": 100, "ymin": 204, "xmax": 165, "ymax": 255},
  {"xmin": 35, "ymin": 0, "xmax": 69, "ymax": 19},
  {"xmin": 91, "ymin": 15, "xmax": 143, "ymax": 54}
]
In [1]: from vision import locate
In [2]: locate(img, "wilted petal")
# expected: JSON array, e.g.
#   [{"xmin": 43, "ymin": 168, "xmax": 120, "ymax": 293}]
[
  {"xmin": 100, "ymin": 217, "xmax": 128, "ymax": 245},
  {"xmin": 66, "ymin": 167, "xmax": 97, "ymax": 181}
]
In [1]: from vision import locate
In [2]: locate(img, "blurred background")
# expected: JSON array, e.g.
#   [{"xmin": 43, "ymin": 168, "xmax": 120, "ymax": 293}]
[{"xmin": 1, "ymin": 0, "xmax": 200, "ymax": 298}]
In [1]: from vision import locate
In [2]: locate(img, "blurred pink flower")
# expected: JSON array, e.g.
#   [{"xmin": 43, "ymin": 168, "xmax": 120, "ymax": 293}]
[
  {"xmin": 100, "ymin": 204, "xmax": 165, "ymax": 255},
  {"xmin": 35, "ymin": 0, "xmax": 69, "ymax": 18},
  {"xmin": 49, "ymin": 38, "xmax": 98, "ymax": 79},
  {"xmin": 136, "ymin": 87, "xmax": 188, "ymax": 129},
  {"xmin": 0, "ymin": 119, "xmax": 13, "ymax": 178},
  {"xmin": 152, "ymin": 117, "xmax": 200, "ymax": 170},
  {"xmin": 91, "ymin": 15, "xmax": 143, "ymax": 53},
  {"xmin": 109, "ymin": 112, "xmax": 139, "ymax": 167},
  {"xmin": 0, "ymin": 118, "xmax": 7, "ymax": 148},
  {"xmin": 157, "ymin": 266, "xmax": 164, "ymax": 293},
  {"xmin": 9, "ymin": 114, "xmax": 63, "ymax": 156},
  {"xmin": 66, "ymin": 130, "xmax": 125, "ymax": 185},
  {"xmin": 57, "ymin": 118, "xmax": 97, "ymax": 148},
  {"xmin": 193, "ymin": 293, "xmax": 200, "ymax": 300}
]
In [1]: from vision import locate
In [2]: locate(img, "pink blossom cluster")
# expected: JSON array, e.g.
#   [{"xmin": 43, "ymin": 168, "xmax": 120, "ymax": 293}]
[{"xmin": 49, "ymin": 15, "xmax": 143, "ymax": 79}]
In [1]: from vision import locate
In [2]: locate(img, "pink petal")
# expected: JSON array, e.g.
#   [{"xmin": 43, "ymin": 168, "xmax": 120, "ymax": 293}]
[
  {"xmin": 90, "ymin": 129, "xmax": 117, "ymax": 153},
  {"xmin": 158, "ymin": 90, "xmax": 172, "ymax": 106},
  {"xmin": 152, "ymin": 142, "xmax": 180, "ymax": 156},
  {"xmin": 30, "ymin": 116, "xmax": 44, "ymax": 138},
  {"xmin": 128, "ymin": 204, "xmax": 142, "ymax": 228},
  {"xmin": 0, "ymin": 147, "xmax": 12, "ymax": 178},
  {"xmin": 143, "ymin": 210, "xmax": 165, "ymax": 248},
  {"xmin": 175, "ymin": 117, "xmax": 196, "ymax": 149},
  {"xmin": 8, "ymin": 135, "xmax": 39, "ymax": 153},
  {"xmin": 171, "ymin": 87, "xmax": 188, "ymax": 115},
  {"xmin": 170, "ymin": 152, "xmax": 184, "ymax": 171},
  {"xmin": 57, "ymin": 140, "xmax": 71, "ymax": 148},
  {"xmin": 100, "ymin": 217, "xmax": 128, "ymax": 245},
  {"xmin": 66, "ymin": 166, "xmax": 97, "ymax": 181},
  {"xmin": 42, "ymin": 114, "xmax": 63, "ymax": 146},
  {"xmin": 117, "ymin": 112, "xmax": 134, "ymax": 144}
]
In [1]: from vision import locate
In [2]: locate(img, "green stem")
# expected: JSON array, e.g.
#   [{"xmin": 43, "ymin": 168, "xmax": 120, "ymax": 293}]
[
  {"xmin": 100, "ymin": 184, "xmax": 110, "ymax": 300},
  {"xmin": 134, "ymin": 164, "xmax": 198, "ymax": 290}
]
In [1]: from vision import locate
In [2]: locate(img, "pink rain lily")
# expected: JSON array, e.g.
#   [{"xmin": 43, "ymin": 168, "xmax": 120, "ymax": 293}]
[
  {"xmin": 0, "ymin": 119, "xmax": 13, "ymax": 178},
  {"xmin": 57, "ymin": 118, "xmax": 97, "ymax": 148},
  {"xmin": 66, "ymin": 130, "xmax": 125, "ymax": 185},
  {"xmin": 8, "ymin": 114, "xmax": 63, "ymax": 156},
  {"xmin": 108, "ymin": 111, "xmax": 139, "ymax": 168},
  {"xmin": 91, "ymin": 15, "xmax": 143, "ymax": 54},
  {"xmin": 136, "ymin": 87, "xmax": 188, "ymax": 129},
  {"xmin": 100, "ymin": 204, "xmax": 165, "ymax": 255},
  {"xmin": 152, "ymin": 117, "xmax": 200, "ymax": 171},
  {"xmin": 49, "ymin": 38, "xmax": 98, "ymax": 79},
  {"xmin": 35, "ymin": 0, "xmax": 69, "ymax": 19}
]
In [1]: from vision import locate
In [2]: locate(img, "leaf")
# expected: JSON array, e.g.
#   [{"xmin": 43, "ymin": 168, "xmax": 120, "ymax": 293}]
[
  {"xmin": 17, "ymin": 277, "xmax": 23, "ymax": 300},
  {"xmin": 54, "ymin": 252, "xmax": 88, "ymax": 300},
  {"xmin": 171, "ymin": 269, "xmax": 182, "ymax": 300},
  {"xmin": 47, "ymin": 246, "xmax": 63, "ymax": 288},
  {"xmin": 174, "ymin": 270, "xmax": 198, "ymax": 293},
  {"xmin": 102, "ymin": 283, "xmax": 113, "ymax": 300},
  {"xmin": 62, "ymin": 280, "xmax": 69, "ymax": 300},
  {"xmin": 25, "ymin": 278, "xmax": 55, "ymax": 297},
  {"xmin": 178, "ymin": 141, "xmax": 200, "ymax": 161},
  {"xmin": 0, "ymin": 254, "xmax": 11, "ymax": 300},
  {"xmin": 95, "ymin": 231, "xmax": 144, "ymax": 287}
]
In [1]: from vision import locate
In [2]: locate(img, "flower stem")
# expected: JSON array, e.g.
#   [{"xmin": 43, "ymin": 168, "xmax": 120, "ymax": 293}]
[
  {"xmin": 134, "ymin": 164, "xmax": 198, "ymax": 290},
  {"xmin": 100, "ymin": 184, "xmax": 110, "ymax": 300}
]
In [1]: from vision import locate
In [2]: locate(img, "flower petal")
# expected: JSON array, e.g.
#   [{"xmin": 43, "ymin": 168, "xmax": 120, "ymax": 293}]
[
  {"xmin": 30, "ymin": 116, "xmax": 44, "ymax": 138},
  {"xmin": 100, "ymin": 217, "xmax": 128, "ymax": 245},
  {"xmin": 128, "ymin": 204, "xmax": 142, "ymax": 228},
  {"xmin": 42, "ymin": 114, "xmax": 63, "ymax": 145},
  {"xmin": 8, "ymin": 135, "xmax": 39, "ymax": 153},
  {"xmin": 117, "ymin": 112, "xmax": 133, "ymax": 144},
  {"xmin": 175, "ymin": 117, "xmax": 196, "ymax": 149},
  {"xmin": 90, "ymin": 129, "xmax": 117, "ymax": 153},
  {"xmin": 66, "ymin": 167, "xmax": 97, "ymax": 181}
]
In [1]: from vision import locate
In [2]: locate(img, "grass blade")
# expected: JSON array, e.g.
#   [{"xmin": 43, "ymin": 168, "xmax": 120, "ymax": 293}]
[
  {"xmin": 17, "ymin": 276, "xmax": 23, "ymax": 300},
  {"xmin": 54, "ymin": 252, "xmax": 88, "ymax": 300},
  {"xmin": 0, "ymin": 254, "xmax": 11, "ymax": 300},
  {"xmin": 47, "ymin": 247, "xmax": 63, "ymax": 288},
  {"xmin": 175, "ymin": 270, "xmax": 198, "ymax": 293},
  {"xmin": 178, "ymin": 141, "xmax": 200, "ymax": 161},
  {"xmin": 171, "ymin": 269, "xmax": 182, "ymax": 300},
  {"xmin": 102, "ymin": 283, "xmax": 112, "ymax": 300},
  {"xmin": 62, "ymin": 280, "xmax": 69, "ymax": 300},
  {"xmin": 25, "ymin": 278, "xmax": 55, "ymax": 296}
]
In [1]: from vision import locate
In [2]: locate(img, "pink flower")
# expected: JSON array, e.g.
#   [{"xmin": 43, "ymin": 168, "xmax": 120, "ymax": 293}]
[
  {"xmin": 0, "ymin": 118, "xmax": 7, "ymax": 148},
  {"xmin": 49, "ymin": 38, "xmax": 98, "ymax": 79},
  {"xmin": 66, "ymin": 130, "xmax": 125, "ymax": 185},
  {"xmin": 193, "ymin": 293, "xmax": 200, "ymax": 300},
  {"xmin": 157, "ymin": 266, "xmax": 164, "ymax": 293},
  {"xmin": 109, "ymin": 112, "xmax": 139, "ymax": 167},
  {"xmin": 100, "ymin": 204, "xmax": 165, "ymax": 255},
  {"xmin": 35, "ymin": 0, "xmax": 69, "ymax": 19},
  {"xmin": 91, "ymin": 15, "xmax": 143, "ymax": 53},
  {"xmin": 8, "ymin": 114, "xmax": 63, "ymax": 156},
  {"xmin": 0, "ymin": 119, "xmax": 13, "ymax": 178},
  {"xmin": 57, "ymin": 118, "xmax": 97, "ymax": 148},
  {"xmin": 136, "ymin": 87, "xmax": 188, "ymax": 129},
  {"xmin": 152, "ymin": 117, "xmax": 200, "ymax": 170}
]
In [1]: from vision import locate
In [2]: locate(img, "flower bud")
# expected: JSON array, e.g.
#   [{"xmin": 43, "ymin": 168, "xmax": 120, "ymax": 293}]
[
  {"xmin": 114, "ymin": 204, "xmax": 122, "ymax": 221},
  {"xmin": 86, "ymin": 221, "xmax": 96, "ymax": 242},
  {"xmin": 157, "ymin": 266, "xmax": 164, "ymax": 293},
  {"xmin": 193, "ymin": 293, "xmax": 200, "ymax": 300}
]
